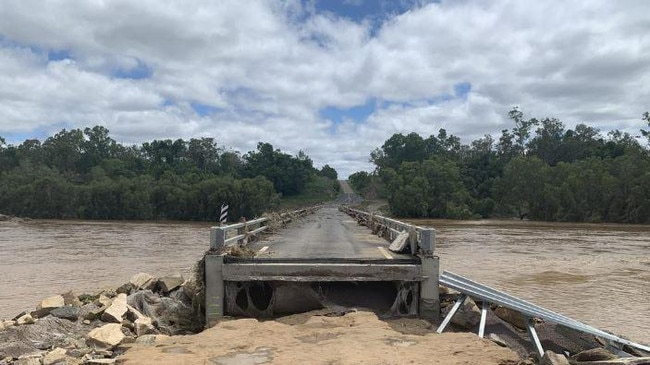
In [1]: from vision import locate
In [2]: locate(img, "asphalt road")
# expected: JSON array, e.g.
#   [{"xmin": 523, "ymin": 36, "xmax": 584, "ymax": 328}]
[{"xmin": 248, "ymin": 206, "xmax": 415, "ymax": 261}]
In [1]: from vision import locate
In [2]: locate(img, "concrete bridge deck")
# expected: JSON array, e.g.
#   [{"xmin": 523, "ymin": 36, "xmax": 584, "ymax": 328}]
[{"xmin": 240, "ymin": 206, "xmax": 417, "ymax": 262}]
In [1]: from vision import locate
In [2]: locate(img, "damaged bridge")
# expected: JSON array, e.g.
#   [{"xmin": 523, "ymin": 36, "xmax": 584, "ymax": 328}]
[{"xmin": 204, "ymin": 205, "xmax": 439, "ymax": 326}]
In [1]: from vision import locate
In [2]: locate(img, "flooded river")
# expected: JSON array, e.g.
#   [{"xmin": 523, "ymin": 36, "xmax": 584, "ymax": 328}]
[
  {"xmin": 0, "ymin": 217, "xmax": 648, "ymax": 344},
  {"xmin": 408, "ymin": 218, "xmax": 650, "ymax": 344}
]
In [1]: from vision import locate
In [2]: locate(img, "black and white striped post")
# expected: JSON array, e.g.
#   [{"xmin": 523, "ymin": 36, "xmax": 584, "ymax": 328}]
[{"xmin": 220, "ymin": 204, "xmax": 228, "ymax": 225}]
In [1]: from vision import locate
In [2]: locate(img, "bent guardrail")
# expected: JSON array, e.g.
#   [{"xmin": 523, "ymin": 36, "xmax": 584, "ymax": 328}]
[{"xmin": 339, "ymin": 206, "xmax": 435, "ymax": 256}]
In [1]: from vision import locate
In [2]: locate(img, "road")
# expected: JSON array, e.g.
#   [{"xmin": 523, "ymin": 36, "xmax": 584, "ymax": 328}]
[{"xmin": 247, "ymin": 206, "xmax": 415, "ymax": 261}]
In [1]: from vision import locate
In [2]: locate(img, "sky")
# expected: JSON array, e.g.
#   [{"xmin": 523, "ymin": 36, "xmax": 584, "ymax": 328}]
[{"xmin": 0, "ymin": 0, "xmax": 649, "ymax": 178}]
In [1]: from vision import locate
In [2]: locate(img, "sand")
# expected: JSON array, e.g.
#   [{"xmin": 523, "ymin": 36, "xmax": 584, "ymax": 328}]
[{"xmin": 119, "ymin": 310, "xmax": 520, "ymax": 365}]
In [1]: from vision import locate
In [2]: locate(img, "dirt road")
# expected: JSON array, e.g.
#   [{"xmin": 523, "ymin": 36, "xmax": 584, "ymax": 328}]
[{"xmin": 119, "ymin": 310, "xmax": 519, "ymax": 365}]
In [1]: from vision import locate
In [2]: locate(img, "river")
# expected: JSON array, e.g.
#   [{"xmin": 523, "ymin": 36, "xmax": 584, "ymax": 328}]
[{"xmin": 0, "ymin": 217, "xmax": 648, "ymax": 344}]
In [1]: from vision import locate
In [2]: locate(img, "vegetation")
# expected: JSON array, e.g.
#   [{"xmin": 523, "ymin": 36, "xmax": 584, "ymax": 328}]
[
  {"xmin": 350, "ymin": 109, "xmax": 650, "ymax": 223},
  {"xmin": 0, "ymin": 127, "xmax": 338, "ymax": 221}
]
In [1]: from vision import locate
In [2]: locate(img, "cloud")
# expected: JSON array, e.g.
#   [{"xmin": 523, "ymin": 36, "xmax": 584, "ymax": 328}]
[{"xmin": 0, "ymin": 0, "xmax": 649, "ymax": 178}]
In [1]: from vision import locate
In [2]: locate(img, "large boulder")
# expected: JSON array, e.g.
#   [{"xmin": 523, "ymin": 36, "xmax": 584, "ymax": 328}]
[
  {"xmin": 130, "ymin": 273, "xmax": 156, "ymax": 290},
  {"xmin": 86, "ymin": 324, "xmax": 124, "ymax": 349},
  {"xmin": 134, "ymin": 317, "xmax": 155, "ymax": 336},
  {"xmin": 33, "ymin": 295, "xmax": 65, "ymax": 318},
  {"xmin": 128, "ymin": 290, "xmax": 200, "ymax": 334},
  {"xmin": 494, "ymin": 306, "xmax": 527, "ymax": 330},
  {"xmin": 50, "ymin": 306, "xmax": 80, "ymax": 321},
  {"xmin": 101, "ymin": 294, "xmax": 127, "ymax": 323},
  {"xmin": 157, "ymin": 274, "xmax": 184, "ymax": 294}
]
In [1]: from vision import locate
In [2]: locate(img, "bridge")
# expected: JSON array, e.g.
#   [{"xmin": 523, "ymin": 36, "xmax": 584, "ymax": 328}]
[
  {"xmin": 205, "ymin": 205, "xmax": 439, "ymax": 322},
  {"xmin": 204, "ymin": 204, "xmax": 650, "ymax": 358}
]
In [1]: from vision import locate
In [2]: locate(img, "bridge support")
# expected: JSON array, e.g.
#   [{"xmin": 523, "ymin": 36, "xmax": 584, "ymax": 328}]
[
  {"xmin": 419, "ymin": 255, "xmax": 440, "ymax": 321},
  {"xmin": 205, "ymin": 254, "xmax": 225, "ymax": 327}
]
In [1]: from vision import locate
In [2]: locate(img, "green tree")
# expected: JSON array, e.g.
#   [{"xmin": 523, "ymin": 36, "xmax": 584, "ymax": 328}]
[{"xmin": 320, "ymin": 164, "xmax": 338, "ymax": 180}]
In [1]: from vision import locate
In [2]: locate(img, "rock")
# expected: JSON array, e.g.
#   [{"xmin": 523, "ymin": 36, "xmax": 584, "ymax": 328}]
[
  {"xmin": 97, "ymin": 295, "xmax": 113, "ymax": 308},
  {"xmin": 572, "ymin": 347, "xmax": 618, "ymax": 362},
  {"xmin": 0, "ymin": 322, "xmax": 4, "ymax": 331},
  {"xmin": 101, "ymin": 294, "xmax": 127, "ymax": 323},
  {"xmin": 15, "ymin": 313, "xmax": 35, "ymax": 325},
  {"xmin": 0, "ymin": 214, "xmax": 10, "ymax": 221},
  {"xmin": 134, "ymin": 317, "xmax": 155, "ymax": 336},
  {"xmin": 130, "ymin": 273, "xmax": 156, "ymax": 290},
  {"xmin": 50, "ymin": 306, "xmax": 80, "ymax": 321},
  {"xmin": 61, "ymin": 291, "xmax": 82, "ymax": 307},
  {"xmin": 33, "ymin": 295, "xmax": 65, "ymax": 318},
  {"xmin": 82, "ymin": 320, "xmax": 91, "ymax": 325},
  {"xmin": 125, "ymin": 304, "xmax": 145, "ymax": 322},
  {"xmin": 42, "ymin": 347, "xmax": 67, "ymax": 365},
  {"xmin": 135, "ymin": 334, "xmax": 170, "ymax": 345},
  {"xmin": 67, "ymin": 346, "xmax": 92, "ymax": 358},
  {"xmin": 116, "ymin": 282, "xmax": 134, "ymax": 295},
  {"xmin": 487, "ymin": 333, "xmax": 508, "ymax": 347},
  {"xmin": 443, "ymin": 297, "xmax": 481, "ymax": 329},
  {"xmin": 82, "ymin": 304, "xmax": 106, "ymax": 321},
  {"xmin": 86, "ymin": 324, "xmax": 124, "ymax": 349},
  {"xmin": 181, "ymin": 277, "xmax": 199, "ymax": 299},
  {"xmin": 540, "ymin": 350, "xmax": 570, "ymax": 365},
  {"xmin": 157, "ymin": 274, "xmax": 184, "ymax": 294},
  {"xmin": 494, "ymin": 306, "xmax": 527, "ymax": 330},
  {"xmin": 128, "ymin": 290, "xmax": 200, "ymax": 334}
]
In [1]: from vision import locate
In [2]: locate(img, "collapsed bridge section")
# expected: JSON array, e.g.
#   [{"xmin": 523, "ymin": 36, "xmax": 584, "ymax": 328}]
[{"xmin": 204, "ymin": 206, "xmax": 439, "ymax": 326}]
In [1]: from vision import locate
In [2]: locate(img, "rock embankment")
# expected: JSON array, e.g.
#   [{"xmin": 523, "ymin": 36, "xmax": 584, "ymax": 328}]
[
  {"xmin": 2, "ymin": 273, "xmax": 649, "ymax": 365},
  {"xmin": 0, "ymin": 272, "xmax": 202, "ymax": 365}
]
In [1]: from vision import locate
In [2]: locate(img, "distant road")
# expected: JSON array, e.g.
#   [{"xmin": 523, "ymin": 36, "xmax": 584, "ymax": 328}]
[{"xmin": 339, "ymin": 180, "xmax": 354, "ymax": 194}]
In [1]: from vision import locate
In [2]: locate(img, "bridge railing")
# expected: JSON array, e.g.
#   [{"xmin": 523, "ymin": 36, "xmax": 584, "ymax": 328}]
[
  {"xmin": 210, "ymin": 207, "xmax": 318, "ymax": 249},
  {"xmin": 339, "ymin": 206, "xmax": 435, "ymax": 256}
]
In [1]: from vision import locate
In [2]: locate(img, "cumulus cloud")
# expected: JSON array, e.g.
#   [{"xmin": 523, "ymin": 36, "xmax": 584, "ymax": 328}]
[{"xmin": 0, "ymin": 0, "xmax": 649, "ymax": 177}]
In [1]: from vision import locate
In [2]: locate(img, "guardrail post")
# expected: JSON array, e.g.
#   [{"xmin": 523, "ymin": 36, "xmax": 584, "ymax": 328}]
[
  {"xmin": 420, "ymin": 228, "xmax": 435, "ymax": 256},
  {"xmin": 210, "ymin": 227, "xmax": 226, "ymax": 249},
  {"xmin": 419, "ymin": 255, "xmax": 440, "ymax": 321},
  {"xmin": 205, "ymin": 254, "xmax": 224, "ymax": 327}
]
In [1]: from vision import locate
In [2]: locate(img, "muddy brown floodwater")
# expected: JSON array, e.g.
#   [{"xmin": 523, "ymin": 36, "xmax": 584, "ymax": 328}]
[
  {"xmin": 407, "ymin": 218, "xmax": 650, "ymax": 345},
  {"xmin": 0, "ymin": 217, "xmax": 648, "ymax": 345}
]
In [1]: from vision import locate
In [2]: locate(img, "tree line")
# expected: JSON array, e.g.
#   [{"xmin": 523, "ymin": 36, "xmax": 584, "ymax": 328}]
[
  {"xmin": 0, "ymin": 126, "xmax": 339, "ymax": 220},
  {"xmin": 350, "ymin": 109, "xmax": 650, "ymax": 223}
]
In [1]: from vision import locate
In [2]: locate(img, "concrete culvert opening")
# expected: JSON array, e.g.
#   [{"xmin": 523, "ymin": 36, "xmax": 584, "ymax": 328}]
[{"xmin": 224, "ymin": 281, "xmax": 418, "ymax": 318}]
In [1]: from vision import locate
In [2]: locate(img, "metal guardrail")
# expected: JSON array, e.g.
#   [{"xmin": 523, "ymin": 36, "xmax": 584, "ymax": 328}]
[
  {"xmin": 339, "ymin": 206, "xmax": 435, "ymax": 256},
  {"xmin": 210, "ymin": 207, "xmax": 317, "ymax": 249},
  {"xmin": 437, "ymin": 271, "xmax": 650, "ymax": 356}
]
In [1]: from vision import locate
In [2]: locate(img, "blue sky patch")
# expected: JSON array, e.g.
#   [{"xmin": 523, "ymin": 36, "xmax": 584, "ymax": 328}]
[
  {"xmin": 2, "ymin": 127, "xmax": 53, "ymax": 145},
  {"xmin": 454, "ymin": 82, "xmax": 471, "ymax": 99},
  {"xmin": 320, "ymin": 98, "xmax": 376, "ymax": 124},
  {"xmin": 191, "ymin": 102, "xmax": 222, "ymax": 117},
  {"xmin": 47, "ymin": 49, "xmax": 73, "ymax": 62}
]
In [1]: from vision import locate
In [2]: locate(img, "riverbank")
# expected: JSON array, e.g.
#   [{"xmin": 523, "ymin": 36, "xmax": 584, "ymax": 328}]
[
  {"xmin": 0, "ymin": 271, "xmax": 520, "ymax": 365},
  {"xmin": 2, "ymin": 271, "xmax": 649, "ymax": 365}
]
